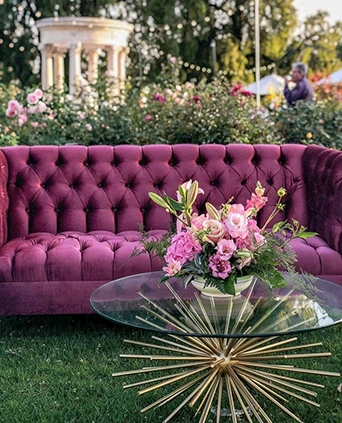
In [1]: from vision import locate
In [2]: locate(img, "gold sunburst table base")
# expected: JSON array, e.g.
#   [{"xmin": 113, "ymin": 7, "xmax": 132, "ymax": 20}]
[{"xmin": 112, "ymin": 282, "xmax": 340, "ymax": 423}]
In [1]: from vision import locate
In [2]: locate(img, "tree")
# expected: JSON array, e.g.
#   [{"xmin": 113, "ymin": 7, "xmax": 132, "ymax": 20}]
[
  {"xmin": 1, "ymin": 1, "xmax": 341, "ymax": 87},
  {"xmin": 295, "ymin": 12, "xmax": 342, "ymax": 76}
]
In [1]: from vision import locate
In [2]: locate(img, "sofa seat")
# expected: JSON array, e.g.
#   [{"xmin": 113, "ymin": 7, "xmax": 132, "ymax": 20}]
[
  {"xmin": 0, "ymin": 230, "xmax": 165, "ymax": 282},
  {"xmin": 0, "ymin": 230, "xmax": 339, "ymax": 285}
]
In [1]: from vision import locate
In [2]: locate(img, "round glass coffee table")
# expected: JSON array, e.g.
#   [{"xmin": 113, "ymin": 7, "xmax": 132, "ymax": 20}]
[{"xmin": 90, "ymin": 272, "xmax": 342, "ymax": 423}]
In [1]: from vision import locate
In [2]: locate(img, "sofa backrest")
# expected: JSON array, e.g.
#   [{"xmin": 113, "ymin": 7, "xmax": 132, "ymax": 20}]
[{"xmin": 1, "ymin": 144, "xmax": 308, "ymax": 240}]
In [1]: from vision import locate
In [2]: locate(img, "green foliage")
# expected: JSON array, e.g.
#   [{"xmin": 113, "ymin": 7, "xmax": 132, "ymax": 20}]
[
  {"xmin": 271, "ymin": 100, "xmax": 342, "ymax": 149},
  {"xmin": 132, "ymin": 224, "xmax": 175, "ymax": 262}
]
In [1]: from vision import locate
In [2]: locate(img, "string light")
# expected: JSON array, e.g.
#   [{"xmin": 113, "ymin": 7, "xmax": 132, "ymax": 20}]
[{"xmin": 133, "ymin": 43, "xmax": 277, "ymax": 77}]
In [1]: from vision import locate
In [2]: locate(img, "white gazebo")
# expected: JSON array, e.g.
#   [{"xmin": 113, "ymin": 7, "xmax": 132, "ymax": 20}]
[{"xmin": 36, "ymin": 17, "xmax": 134, "ymax": 95}]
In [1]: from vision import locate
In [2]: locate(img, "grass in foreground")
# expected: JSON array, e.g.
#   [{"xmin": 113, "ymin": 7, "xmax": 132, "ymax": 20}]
[{"xmin": 0, "ymin": 315, "xmax": 341, "ymax": 423}]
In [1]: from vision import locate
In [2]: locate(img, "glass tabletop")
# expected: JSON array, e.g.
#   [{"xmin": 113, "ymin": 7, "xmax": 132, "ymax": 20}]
[{"xmin": 90, "ymin": 271, "xmax": 342, "ymax": 338}]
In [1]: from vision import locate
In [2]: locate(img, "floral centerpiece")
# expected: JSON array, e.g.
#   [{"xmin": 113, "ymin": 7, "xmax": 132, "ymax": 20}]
[{"xmin": 148, "ymin": 180, "xmax": 316, "ymax": 295}]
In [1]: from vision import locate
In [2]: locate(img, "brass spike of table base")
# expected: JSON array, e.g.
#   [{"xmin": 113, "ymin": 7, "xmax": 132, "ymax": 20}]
[{"xmin": 112, "ymin": 282, "xmax": 340, "ymax": 423}]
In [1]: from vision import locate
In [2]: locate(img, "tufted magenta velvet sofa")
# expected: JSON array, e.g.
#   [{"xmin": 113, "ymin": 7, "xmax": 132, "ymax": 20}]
[{"xmin": 0, "ymin": 143, "xmax": 340, "ymax": 315}]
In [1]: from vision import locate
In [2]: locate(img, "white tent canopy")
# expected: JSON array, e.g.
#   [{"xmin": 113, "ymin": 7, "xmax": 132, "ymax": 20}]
[
  {"xmin": 315, "ymin": 69, "xmax": 342, "ymax": 85},
  {"xmin": 245, "ymin": 74, "xmax": 285, "ymax": 96}
]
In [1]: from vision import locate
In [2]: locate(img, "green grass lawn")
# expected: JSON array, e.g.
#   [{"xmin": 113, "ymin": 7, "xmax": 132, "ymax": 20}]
[{"xmin": 0, "ymin": 315, "xmax": 341, "ymax": 423}]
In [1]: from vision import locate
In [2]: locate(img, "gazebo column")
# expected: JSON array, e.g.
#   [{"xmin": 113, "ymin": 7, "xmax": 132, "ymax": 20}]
[
  {"xmin": 68, "ymin": 42, "xmax": 82, "ymax": 96},
  {"xmin": 86, "ymin": 47, "xmax": 101, "ymax": 83},
  {"xmin": 53, "ymin": 48, "xmax": 66, "ymax": 91},
  {"xmin": 39, "ymin": 44, "xmax": 54, "ymax": 90},
  {"xmin": 118, "ymin": 47, "xmax": 129, "ymax": 89},
  {"xmin": 106, "ymin": 45, "xmax": 120, "ymax": 79}
]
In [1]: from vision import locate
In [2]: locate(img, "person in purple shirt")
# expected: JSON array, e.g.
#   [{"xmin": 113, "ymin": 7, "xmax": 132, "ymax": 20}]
[{"xmin": 283, "ymin": 62, "xmax": 313, "ymax": 106}]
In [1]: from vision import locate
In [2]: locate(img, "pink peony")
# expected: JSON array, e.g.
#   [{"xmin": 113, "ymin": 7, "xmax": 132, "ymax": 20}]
[
  {"xmin": 169, "ymin": 56, "xmax": 177, "ymax": 64},
  {"xmin": 85, "ymin": 123, "xmax": 93, "ymax": 131},
  {"xmin": 209, "ymin": 253, "xmax": 232, "ymax": 279},
  {"xmin": 165, "ymin": 231, "xmax": 201, "ymax": 265},
  {"xmin": 27, "ymin": 92, "xmax": 39, "ymax": 105},
  {"xmin": 163, "ymin": 260, "xmax": 182, "ymax": 276},
  {"xmin": 143, "ymin": 114, "xmax": 153, "ymax": 122}
]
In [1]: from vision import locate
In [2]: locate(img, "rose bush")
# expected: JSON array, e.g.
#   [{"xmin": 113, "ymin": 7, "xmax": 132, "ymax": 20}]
[{"xmin": 0, "ymin": 73, "xmax": 341, "ymax": 150}]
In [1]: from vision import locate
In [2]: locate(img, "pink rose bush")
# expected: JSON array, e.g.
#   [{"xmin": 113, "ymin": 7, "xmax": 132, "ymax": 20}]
[
  {"xmin": 5, "ymin": 88, "xmax": 48, "ymax": 128},
  {"xmin": 149, "ymin": 180, "xmax": 316, "ymax": 294}
]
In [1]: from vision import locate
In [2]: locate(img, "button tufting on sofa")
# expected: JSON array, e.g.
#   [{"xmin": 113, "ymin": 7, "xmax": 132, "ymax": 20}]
[{"xmin": 0, "ymin": 144, "xmax": 340, "ymax": 316}]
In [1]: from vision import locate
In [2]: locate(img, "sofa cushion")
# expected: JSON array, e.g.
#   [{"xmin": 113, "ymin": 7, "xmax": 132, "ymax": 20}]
[
  {"xmin": 290, "ymin": 236, "xmax": 342, "ymax": 283},
  {"xmin": 0, "ymin": 230, "xmax": 339, "ymax": 284},
  {"xmin": 0, "ymin": 230, "xmax": 165, "ymax": 282}
]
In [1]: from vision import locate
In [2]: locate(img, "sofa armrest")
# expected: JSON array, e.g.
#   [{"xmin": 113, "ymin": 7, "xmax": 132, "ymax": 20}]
[
  {"xmin": 303, "ymin": 145, "xmax": 342, "ymax": 254},
  {"xmin": 0, "ymin": 151, "xmax": 8, "ymax": 247}
]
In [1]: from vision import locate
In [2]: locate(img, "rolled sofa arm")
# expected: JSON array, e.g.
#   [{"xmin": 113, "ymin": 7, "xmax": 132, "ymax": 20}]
[
  {"xmin": 0, "ymin": 151, "xmax": 8, "ymax": 248},
  {"xmin": 303, "ymin": 145, "xmax": 342, "ymax": 254}
]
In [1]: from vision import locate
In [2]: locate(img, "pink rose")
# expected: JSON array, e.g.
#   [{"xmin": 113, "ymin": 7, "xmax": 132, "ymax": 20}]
[
  {"xmin": 203, "ymin": 219, "xmax": 225, "ymax": 244},
  {"xmin": 28, "ymin": 105, "xmax": 39, "ymax": 114},
  {"xmin": 31, "ymin": 122, "xmax": 39, "ymax": 128},
  {"xmin": 5, "ymin": 108, "xmax": 17, "ymax": 117},
  {"xmin": 34, "ymin": 89, "xmax": 43, "ymax": 99},
  {"xmin": 143, "ymin": 114, "xmax": 153, "ymax": 122},
  {"xmin": 8, "ymin": 100, "xmax": 20, "ymax": 111},
  {"xmin": 153, "ymin": 93, "xmax": 166, "ymax": 103},
  {"xmin": 85, "ymin": 123, "xmax": 93, "ymax": 131},
  {"xmin": 190, "ymin": 213, "xmax": 207, "ymax": 231},
  {"xmin": 27, "ymin": 92, "xmax": 39, "ymax": 105},
  {"xmin": 37, "ymin": 101, "xmax": 47, "ymax": 113},
  {"xmin": 18, "ymin": 115, "xmax": 28, "ymax": 126}
]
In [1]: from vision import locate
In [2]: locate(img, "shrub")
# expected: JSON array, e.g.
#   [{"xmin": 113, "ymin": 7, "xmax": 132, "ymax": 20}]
[
  {"xmin": 0, "ymin": 76, "xmax": 341, "ymax": 150},
  {"xmin": 271, "ymin": 100, "xmax": 342, "ymax": 149}
]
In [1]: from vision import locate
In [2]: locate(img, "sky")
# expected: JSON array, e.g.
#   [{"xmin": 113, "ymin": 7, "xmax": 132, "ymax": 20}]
[{"xmin": 294, "ymin": 0, "xmax": 342, "ymax": 24}]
